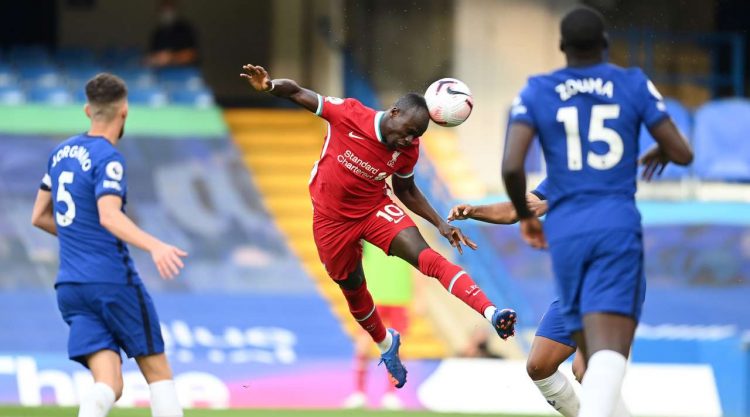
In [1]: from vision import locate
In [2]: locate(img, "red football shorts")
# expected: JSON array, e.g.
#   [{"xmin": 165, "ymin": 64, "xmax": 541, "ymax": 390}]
[
  {"xmin": 312, "ymin": 198, "xmax": 416, "ymax": 281},
  {"xmin": 377, "ymin": 305, "xmax": 410, "ymax": 334}
]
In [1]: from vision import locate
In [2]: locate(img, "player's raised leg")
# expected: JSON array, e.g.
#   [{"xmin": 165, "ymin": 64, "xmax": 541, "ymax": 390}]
[
  {"xmin": 78, "ymin": 350, "xmax": 121, "ymax": 417},
  {"xmin": 136, "ymin": 353, "xmax": 183, "ymax": 417},
  {"xmin": 387, "ymin": 226, "xmax": 516, "ymax": 339}
]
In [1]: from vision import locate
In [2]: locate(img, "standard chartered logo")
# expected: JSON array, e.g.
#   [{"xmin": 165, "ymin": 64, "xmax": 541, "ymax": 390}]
[{"xmin": 336, "ymin": 149, "xmax": 386, "ymax": 181}]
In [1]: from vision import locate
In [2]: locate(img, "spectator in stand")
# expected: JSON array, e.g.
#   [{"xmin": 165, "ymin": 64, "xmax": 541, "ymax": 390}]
[{"xmin": 147, "ymin": 0, "xmax": 199, "ymax": 67}]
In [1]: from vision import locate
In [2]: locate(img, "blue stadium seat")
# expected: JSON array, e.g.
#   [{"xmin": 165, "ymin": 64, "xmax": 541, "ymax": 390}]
[
  {"xmin": 0, "ymin": 64, "xmax": 17, "ymax": 87},
  {"xmin": 27, "ymin": 86, "xmax": 73, "ymax": 106},
  {"xmin": 0, "ymin": 85, "xmax": 26, "ymax": 105},
  {"xmin": 638, "ymin": 98, "xmax": 693, "ymax": 179},
  {"xmin": 169, "ymin": 88, "xmax": 214, "ymax": 108},
  {"xmin": 64, "ymin": 65, "xmax": 104, "ymax": 86},
  {"xmin": 128, "ymin": 87, "xmax": 168, "ymax": 107},
  {"xmin": 693, "ymin": 99, "xmax": 750, "ymax": 181},
  {"xmin": 102, "ymin": 47, "xmax": 144, "ymax": 68},
  {"xmin": 117, "ymin": 67, "xmax": 156, "ymax": 88},
  {"xmin": 55, "ymin": 47, "xmax": 97, "ymax": 67},
  {"xmin": 157, "ymin": 67, "xmax": 203, "ymax": 90},
  {"xmin": 17, "ymin": 64, "xmax": 61, "ymax": 87},
  {"xmin": 8, "ymin": 45, "xmax": 51, "ymax": 65}
]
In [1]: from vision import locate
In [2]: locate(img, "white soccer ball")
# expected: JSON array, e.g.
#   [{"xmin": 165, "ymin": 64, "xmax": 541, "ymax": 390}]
[{"xmin": 424, "ymin": 78, "xmax": 474, "ymax": 127}]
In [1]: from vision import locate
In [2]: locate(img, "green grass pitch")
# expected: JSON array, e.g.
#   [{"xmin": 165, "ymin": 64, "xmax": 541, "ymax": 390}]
[{"xmin": 0, "ymin": 407, "xmax": 546, "ymax": 417}]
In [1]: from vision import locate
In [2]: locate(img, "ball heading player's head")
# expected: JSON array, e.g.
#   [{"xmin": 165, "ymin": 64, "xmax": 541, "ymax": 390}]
[
  {"xmin": 383, "ymin": 93, "xmax": 430, "ymax": 150},
  {"xmin": 84, "ymin": 73, "xmax": 128, "ymax": 139},
  {"xmin": 559, "ymin": 6, "xmax": 608, "ymax": 59}
]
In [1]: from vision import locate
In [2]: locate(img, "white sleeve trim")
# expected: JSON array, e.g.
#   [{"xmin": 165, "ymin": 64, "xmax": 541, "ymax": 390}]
[
  {"xmin": 393, "ymin": 171, "xmax": 414, "ymax": 179},
  {"xmin": 315, "ymin": 94, "xmax": 323, "ymax": 116},
  {"xmin": 41, "ymin": 173, "xmax": 51, "ymax": 187}
]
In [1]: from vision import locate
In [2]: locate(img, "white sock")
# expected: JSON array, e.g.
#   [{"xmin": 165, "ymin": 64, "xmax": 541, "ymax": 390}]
[
  {"xmin": 149, "ymin": 380, "xmax": 183, "ymax": 417},
  {"xmin": 78, "ymin": 382, "xmax": 115, "ymax": 417},
  {"xmin": 578, "ymin": 350, "xmax": 627, "ymax": 417},
  {"xmin": 377, "ymin": 330, "xmax": 393, "ymax": 354},
  {"xmin": 533, "ymin": 370, "xmax": 580, "ymax": 417},
  {"xmin": 611, "ymin": 396, "xmax": 632, "ymax": 417},
  {"xmin": 483, "ymin": 306, "xmax": 497, "ymax": 321}
]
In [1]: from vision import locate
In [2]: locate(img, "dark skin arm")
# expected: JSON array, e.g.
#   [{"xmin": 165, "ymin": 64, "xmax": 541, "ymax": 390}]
[
  {"xmin": 501, "ymin": 122, "xmax": 547, "ymax": 249},
  {"xmin": 392, "ymin": 175, "xmax": 477, "ymax": 254},
  {"xmin": 447, "ymin": 193, "xmax": 548, "ymax": 224},
  {"xmin": 240, "ymin": 64, "xmax": 319, "ymax": 113},
  {"xmin": 639, "ymin": 118, "xmax": 694, "ymax": 180}
]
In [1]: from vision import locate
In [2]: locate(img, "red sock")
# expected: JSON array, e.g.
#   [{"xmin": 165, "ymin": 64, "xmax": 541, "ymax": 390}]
[
  {"xmin": 355, "ymin": 353, "xmax": 367, "ymax": 392},
  {"xmin": 418, "ymin": 248, "xmax": 494, "ymax": 316},
  {"xmin": 341, "ymin": 281, "xmax": 387, "ymax": 343}
]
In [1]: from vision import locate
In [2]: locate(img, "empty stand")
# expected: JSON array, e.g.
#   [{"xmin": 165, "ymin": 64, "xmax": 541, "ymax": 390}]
[{"xmin": 693, "ymin": 99, "xmax": 750, "ymax": 181}]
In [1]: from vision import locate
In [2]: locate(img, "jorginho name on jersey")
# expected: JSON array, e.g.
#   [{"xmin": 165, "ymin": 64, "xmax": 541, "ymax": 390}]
[
  {"xmin": 41, "ymin": 134, "xmax": 140, "ymax": 286},
  {"xmin": 509, "ymin": 63, "xmax": 669, "ymax": 241}
]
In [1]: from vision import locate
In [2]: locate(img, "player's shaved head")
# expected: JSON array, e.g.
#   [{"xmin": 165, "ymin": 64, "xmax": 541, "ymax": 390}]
[
  {"xmin": 560, "ymin": 6, "xmax": 608, "ymax": 55},
  {"xmin": 394, "ymin": 93, "xmax": 430, "ymax": 132},
  {"xmin": 85, "ymin": 73, "xmax": 128, "ymax": 121}
]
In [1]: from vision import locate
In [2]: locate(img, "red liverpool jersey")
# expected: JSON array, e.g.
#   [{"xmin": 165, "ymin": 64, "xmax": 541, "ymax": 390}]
[{"xmin": 308, "ymin": 96, "xmax": 420, "ymax": 220}]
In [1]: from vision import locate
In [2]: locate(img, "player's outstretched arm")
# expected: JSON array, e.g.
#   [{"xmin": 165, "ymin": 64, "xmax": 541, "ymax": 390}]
[
  {"xmin": 31, "ymin": 189, "xmax": 57, "ymax": 236},
  {"xmin": 240, "ymin": 64, "xmax": 319, "ymax": 113},
  {"xmin": 97, "ymin": 195, "xmax": 187, "ymax": 279},
  {"xmin": 392, "ymin": 175, "xmax": 477, "ymax": 254},
  {"xmin": 502, "ymin": 122, "xmax": 547, "ymax": 249},
  {"xmin": 448, "ymin": 194, "xmax": 547, "ymax": 225}
]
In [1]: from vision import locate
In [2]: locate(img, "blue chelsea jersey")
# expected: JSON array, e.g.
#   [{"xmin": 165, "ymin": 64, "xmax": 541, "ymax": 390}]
[
  {"xmin": 510, "ymin": 63, "xmax": 669, "ymax": 241},
  {"xmin": 41, "ymin": 134, "xmax": 141, "ymax": 286}
]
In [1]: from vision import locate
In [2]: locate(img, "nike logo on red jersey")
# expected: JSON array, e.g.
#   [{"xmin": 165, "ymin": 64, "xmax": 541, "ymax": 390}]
[{"xmin": 348, "ymin": 131, "xmax": 366, "ymax": 140}]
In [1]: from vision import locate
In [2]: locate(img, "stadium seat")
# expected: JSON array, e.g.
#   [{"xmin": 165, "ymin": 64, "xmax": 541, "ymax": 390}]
[
  {"xmin": 8, "ymin": 45, "xmax": 51, "ymax": 65},
  {"xmin": 17, "ymin": 64, "xmax": 61, "ymax": 88},
  {"xmin": 692, "ymin": 99, "xmax": 750, "ymax": 181},
  {"xmin": 0, "ymin": 85, "xmax": 26, "ymax": 105},
  {"xmin": 27, "ymin": 86, "xmax": 73, "ymax": 106},
  {"xmin": 117, "ymin": 67, "xmax": 156, "ymax": 88},
  {"xmin": 102, "ymin": 47, "xmax": 144, "ymax": 68},
  {"xmin": 128, "ymin": 86, "xmax": 168, "ymax": 107},
  {"xmin": 169, "ymin": 88, "xmax": 214, "ymax": 108},
  {"xmin": 0, "ymin": 64, "xmax": 17, "ymax": 87},
  {"xmin": 55, "ymin": 47, "xmax": 97, "ymax": 67},
  {"xmin": 638, "ymin": 98, "xmax": 693, "ymax": 179},
  {"xmin": 157, "ymin": 66, "xmax": 203, "ymax": 90}
]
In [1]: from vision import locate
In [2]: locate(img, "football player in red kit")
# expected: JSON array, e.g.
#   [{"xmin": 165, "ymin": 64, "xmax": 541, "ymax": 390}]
[{"xmin": 241, "ymin": 64, "xmax": 516, "ymax": 388}]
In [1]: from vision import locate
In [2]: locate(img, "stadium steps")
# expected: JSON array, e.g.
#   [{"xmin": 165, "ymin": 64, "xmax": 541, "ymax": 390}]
[{"xmin": 225, "ymin": 109, "xmax": 448, "ymax": 359}]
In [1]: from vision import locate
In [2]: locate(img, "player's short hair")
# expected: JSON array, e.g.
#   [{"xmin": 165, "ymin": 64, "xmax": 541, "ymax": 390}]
[
  {"xmin": 85, "ymin": 73, "xmax": 128, "ymax": 120},
  {"xmin": 560, "ymin": 6, "xmax": 608, "ymax": 53},
  {"xmin": 394, "ymin": 93, "xmax": 429, "ymax": 115}
]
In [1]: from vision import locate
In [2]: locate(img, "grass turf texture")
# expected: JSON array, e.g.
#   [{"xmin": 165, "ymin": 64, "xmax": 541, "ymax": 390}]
[{"xmin": 0, "ymin": 407, "xmax": 546, "ymax": 417}]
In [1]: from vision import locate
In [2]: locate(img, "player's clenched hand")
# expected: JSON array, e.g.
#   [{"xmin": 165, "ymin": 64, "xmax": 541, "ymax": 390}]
[
  {"xmin": 438, "ymin": 222, "xmax": 478, "ymax": 254},
  {"xmin": 447, "ymin": 204, "xmax": 474, "ymax": 222},
  {"xmin": 639, "ymin": 144, "xmax": 669, "ymax": 181},
  {"xmin": 520, "ymin": 217, "xmax": 547, "ymax": 249},
  {"xmin": 240, "ymin": 64, "xmax": 273, "ymax": 92},
  {"xmin": 150, "ymin": 242, "xmax": 187, "ymax": 280}
]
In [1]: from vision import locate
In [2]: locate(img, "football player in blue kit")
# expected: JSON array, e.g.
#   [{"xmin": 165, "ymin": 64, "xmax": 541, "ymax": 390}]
[
  {"xmin": 448, "ymin": 180, "xmax": 586, "ymax": 417},
  {"xmin": 31, "ymin": 73, "xmax": 187, "ymax": 417},
  {"xmin": 502, "ymin": 7, "xmax": 692, "ymax": 417}
]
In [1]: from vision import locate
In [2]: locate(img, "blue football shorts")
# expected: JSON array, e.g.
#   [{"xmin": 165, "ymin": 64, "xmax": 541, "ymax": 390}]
[
  {"xmin": 56, "ymin": 282, "xmax": 164, "ymax": 367},
  {"xmin": 535, "ymin": 299, "xmax": 576, "ymax": 347},
  {"xmin": 548, "ymin": 229, "xmax": 646, "ymax": 334}
]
